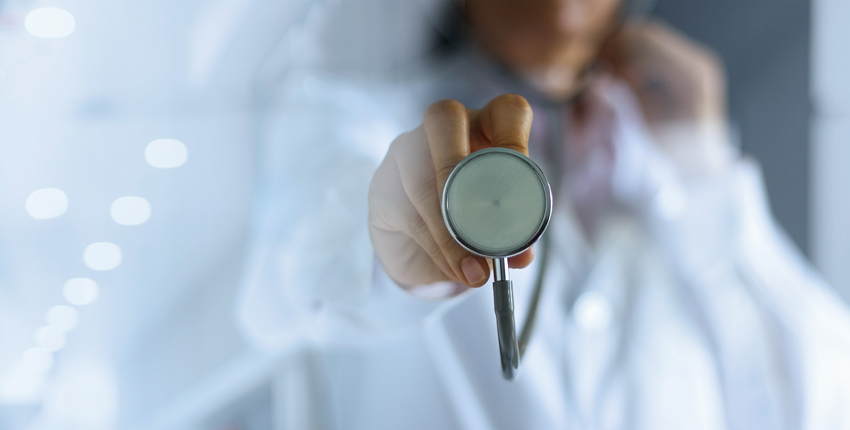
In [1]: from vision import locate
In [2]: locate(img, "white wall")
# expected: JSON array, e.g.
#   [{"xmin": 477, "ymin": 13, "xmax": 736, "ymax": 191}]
[{"xmin": 812, "ymin": 0, "xmax": 850, "ymax": 301}]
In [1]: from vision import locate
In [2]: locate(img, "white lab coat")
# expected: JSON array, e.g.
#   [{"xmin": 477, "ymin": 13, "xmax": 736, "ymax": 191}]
[{"xmin": 237, "ymin": 43, "xmax": 850, "ymax": 429}]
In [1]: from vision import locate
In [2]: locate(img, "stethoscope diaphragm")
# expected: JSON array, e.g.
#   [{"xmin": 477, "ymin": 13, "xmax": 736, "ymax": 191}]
[{"xmin": 442, "ymin": 147, "xmax": 552, "ymax": 379}]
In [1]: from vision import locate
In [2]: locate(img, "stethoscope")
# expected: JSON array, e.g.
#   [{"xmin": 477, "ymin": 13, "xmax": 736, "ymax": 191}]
[
  {"xmin": 442, "ymin": 147, "xmax": 552, "ymax": 380},
  {"xmin": 437, "ymin": 0, "xmax": 659, "ymax": 379}
]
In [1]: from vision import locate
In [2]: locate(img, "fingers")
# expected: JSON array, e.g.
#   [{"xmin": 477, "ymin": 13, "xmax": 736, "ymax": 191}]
[
  {"xmin": 369, "ymin": 95, "xmax": 536, "ymax": 289},
  {"xmin": 410, "ymin": 114, "xmax": 491, "ymax": 287},
  {"xmin": 424, "ymin": 100, "xmax": 472, "ymax": 198},
  {"xmin": 370, "ymin": 224, "xmax": 453, "ymax": 287},
  {"xmin": 369, "ymin": 133, "xmax": 457, "ymax": 286},
  {"xmin": 604, "ymin": 20, "xmax": 718, "ymax": 77},
  {"xmin": 474, "ymin": 94, "xmax": 534, "ymax": 156},
  {"xmin": 508, "ymin": 248, "xmax": 534, "ymax": 269},
  {"xmin": 602, "ymin": 19, "xmax": 726, "ymax": 125},
  {"xmin": 419, "ymin": 95, "xmax": 534, "ymax": 286},
  {"xmin": 420, "ymin": 96, "xmax": 534, "ymax": 286}
]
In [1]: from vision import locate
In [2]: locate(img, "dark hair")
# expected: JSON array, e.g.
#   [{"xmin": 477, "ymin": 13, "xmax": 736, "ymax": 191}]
[{"xmin": 431, "ymin": 1, "xmax": 465, "ymax": 55}]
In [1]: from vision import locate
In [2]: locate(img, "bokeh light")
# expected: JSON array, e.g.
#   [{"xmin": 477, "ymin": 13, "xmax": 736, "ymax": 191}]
[
  {"xmin": 47, "ymin": 305, "xmax": 80, "ymax": 331},
  {"xmin": 63, "ymin": 278, "xmax": 99, "ymax": 306},
  {"xmin": 25, "ymin": 7, "xmax": 75, "ymax": 38},
  {"xmin": 145, "ymin": 139, "xmax": 188, "ymax": 168},
  {"xmin": 35, "ymin": 326, "xmax": 67, "ymax": 352},
  {"xmin": 0, "ymin": 367, "xmax": 46, "ymax": 403},
  {"xmin": 83, "ymin": 242, "xmax": 122, "ymax": 271},
  {"xmin": 573, "ymin": 291, "xmax": 614, "ymax": 332},
  {"xmin": 110, "ymin": 196, "xmax": 151, "ymax": 226},
  {"xmin": 49, "ymin": 363, "xmax": 118, "ymax": 426},
  {"xmin": 21, "ymin": 348, "xmax": 54, "ymax": 374},
  {"xmin": 25, "ymin": 188, "xmax": 68, "ymax": 219},
  {"xmin": 654, "ymin": 184, "xmax": 688, "ymax": 221}
]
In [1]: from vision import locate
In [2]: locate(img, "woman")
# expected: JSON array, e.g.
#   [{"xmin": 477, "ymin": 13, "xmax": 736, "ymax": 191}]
[{"xmin": 239, "ymin": 0, "xmax": 850, "ymax": 428}]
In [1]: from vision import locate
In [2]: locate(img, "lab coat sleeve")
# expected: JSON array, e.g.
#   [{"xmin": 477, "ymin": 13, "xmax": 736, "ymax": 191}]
[
  {"xmin": 600, "ymin": 78, "xmax": 850, "ymax": 426},
  {"xmin": 236, "ymin": 82, "xmax": 471, "ymax": 350},
  {"xmin": 732, "ymin": 162, "xmax": 850, "ymax": 429},
  {"xmin": 644, "ymin": 158, "xmax": 850, "ymax": 428}
]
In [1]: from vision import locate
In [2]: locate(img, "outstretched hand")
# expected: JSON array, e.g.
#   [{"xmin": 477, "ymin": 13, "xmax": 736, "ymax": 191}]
[{"xmin": 369, "ymin": 95, "xmax": 536, "ymax": 289}]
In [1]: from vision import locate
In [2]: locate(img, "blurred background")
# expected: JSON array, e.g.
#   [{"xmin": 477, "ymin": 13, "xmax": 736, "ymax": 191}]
[{"xmin": 0, "ymin": 0, "xmax": 847, "ymax": 428}]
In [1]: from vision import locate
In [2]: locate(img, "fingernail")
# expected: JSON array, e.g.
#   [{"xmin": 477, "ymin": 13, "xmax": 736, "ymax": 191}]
[{"xmin": 461, "ymin": 256, "xmax": 487, "ymax": 284}]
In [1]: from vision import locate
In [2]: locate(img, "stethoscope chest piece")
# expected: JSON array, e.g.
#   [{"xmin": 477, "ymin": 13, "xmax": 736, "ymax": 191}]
[{"xmin": 442, "ymin": 147, "xmax": 552, "ymax": 380}]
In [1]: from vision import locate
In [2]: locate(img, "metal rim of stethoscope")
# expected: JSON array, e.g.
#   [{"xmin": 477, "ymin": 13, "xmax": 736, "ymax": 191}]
[
  {"xmin": 441, "ymin": 147, "xmax": 553, "ymax": 259},
  {"xmin": 441, "ymin": 147, "xmax": 553, "ymax": 380}
]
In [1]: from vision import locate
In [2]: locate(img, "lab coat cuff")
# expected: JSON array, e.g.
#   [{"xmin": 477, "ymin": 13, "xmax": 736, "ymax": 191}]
[{"xmin": 361, "ymin": 258, "xmax": 473, "ymax": 327}]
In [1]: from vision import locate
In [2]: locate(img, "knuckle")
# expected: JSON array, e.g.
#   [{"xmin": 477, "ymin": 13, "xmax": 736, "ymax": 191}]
[
  {"xmin": 434, "ymin": 159, "xmax": 463, "ymax": 182},
  {"xmin": 495, "ymin": 93, "xmax": 532, "ymax": 114},
  {"xmin": 389, "ymin": 130, "xmax": 416, "ymax": 154},
  {"xmin": 408, "ymin": 211, "xmax": 430, "ymax": 242},
  {"xmin": 435, "ymin": 229, "xmax": 462, "ymax": 258},
  {"xmin": 425, "ymin": 99, "xmax": 467, "ymax": 122},
  {"xmin": 493, "ymin": 132, "xmax": 529, "ymax": 150},
  {"xmin": 410, "ymin": 177, "xmax": 438, "ymax": 205},
  {"xmin": 416, "ymin": 223, "xmax": 440, "ymax": 264},
  {"xmin": 407, "ymin": 213, "xmax": 443, "ymax": 259},
  {"xmin": 368, "ymin": 207, "xmax": 394, "ymax": 233}
]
